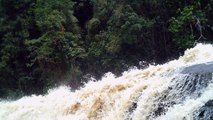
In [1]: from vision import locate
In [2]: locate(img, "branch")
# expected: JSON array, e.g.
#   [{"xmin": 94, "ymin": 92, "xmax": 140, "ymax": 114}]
[{"xmin": 194, "ymin": 16, "xmax": 206, "ymax": 41}]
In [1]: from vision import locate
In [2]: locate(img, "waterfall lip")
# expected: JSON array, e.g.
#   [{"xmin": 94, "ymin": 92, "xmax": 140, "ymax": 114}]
[{"xmin": 180, "ymin": 61, "xmax": 213, "ymax": 74}]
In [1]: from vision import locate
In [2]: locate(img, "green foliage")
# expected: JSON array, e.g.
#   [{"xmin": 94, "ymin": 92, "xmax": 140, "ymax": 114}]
[
  {"xmin": 0, "ymin": 0, "xmax": 35, "ymax": 97},
  {"xmin": 105, "ymin": 33, "xmax": 121, "ymax": 54},
  {"xmin": 169, "ymin": 6, "xmax": 195, "ymax": 49},
  {"xmin": 169, "ymin": 1, "xmax": 209, "ymax": 49},
  {"xmin": 26, "ymin": 0, "xmax": 85, "ymax": 90},
  {"xmin": 0, "ymin": 0, "xmax": 84, "ymax": 98},
  {"xmin": 87, "ymin": 18, "xmax": 101, "ymax": 34}
]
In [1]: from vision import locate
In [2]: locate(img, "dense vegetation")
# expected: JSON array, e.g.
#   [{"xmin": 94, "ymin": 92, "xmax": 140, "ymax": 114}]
[{"xmin": 0, "ymin": 0, "xmax": 213, "ymax": 98}]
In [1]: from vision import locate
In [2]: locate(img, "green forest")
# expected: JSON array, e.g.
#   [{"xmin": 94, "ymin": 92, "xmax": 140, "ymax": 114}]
[{"xmin": 0, "ymin": 0, "xmax": 213, "ymax": 98}]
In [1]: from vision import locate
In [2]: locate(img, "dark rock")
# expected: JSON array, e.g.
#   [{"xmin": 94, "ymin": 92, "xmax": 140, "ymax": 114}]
[
  {"xmin": 193, "ymin": 99, "xmax": 213, "ymax": 120},
  {"xmin": 125, "ymin": 102, "xmax": 138, "ymax": 120}
]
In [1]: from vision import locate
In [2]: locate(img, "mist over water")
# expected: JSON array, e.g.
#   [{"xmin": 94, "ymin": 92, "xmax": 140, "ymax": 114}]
[{"xmin": 1, "ymin": 43, "xmax": 213, "ymax": 120}]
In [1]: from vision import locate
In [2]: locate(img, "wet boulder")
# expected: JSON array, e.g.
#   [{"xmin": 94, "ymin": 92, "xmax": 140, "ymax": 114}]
[{"xmin": 193, "ymin": 99, "xmax": 213, "ymax": 120}]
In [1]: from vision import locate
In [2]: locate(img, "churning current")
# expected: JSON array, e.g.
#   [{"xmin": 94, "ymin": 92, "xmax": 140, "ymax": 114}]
[{"xmin": 0, "ymin": 43, "xmax": 213, "ymax": 120}]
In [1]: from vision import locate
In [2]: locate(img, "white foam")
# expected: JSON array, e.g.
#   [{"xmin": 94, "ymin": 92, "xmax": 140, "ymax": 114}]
[{"xmin": 0, "ymin": 43, "xmax": 213, "ymax": 120}]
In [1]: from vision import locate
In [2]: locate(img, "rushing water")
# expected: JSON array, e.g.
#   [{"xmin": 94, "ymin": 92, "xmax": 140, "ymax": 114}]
[{"xmin": 1, "ymin": 43, "xmax": 213, "ymax": 120}]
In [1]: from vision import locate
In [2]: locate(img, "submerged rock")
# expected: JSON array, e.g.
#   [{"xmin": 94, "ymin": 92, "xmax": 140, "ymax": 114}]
[{"xmin": 193, "ymin": 99, "xmax": 213, "ymax": 120}]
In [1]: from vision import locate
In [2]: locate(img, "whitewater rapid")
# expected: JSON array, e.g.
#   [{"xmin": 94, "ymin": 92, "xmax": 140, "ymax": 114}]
[{"xmin": 0, "ymin": 43, "xmax": 213, "ymax": 120}]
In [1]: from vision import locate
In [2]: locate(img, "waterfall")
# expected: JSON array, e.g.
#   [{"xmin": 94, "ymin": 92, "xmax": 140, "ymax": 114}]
[{"xmin": 0, "ymin": 43, "xmax": 213, "ymax": 120}]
